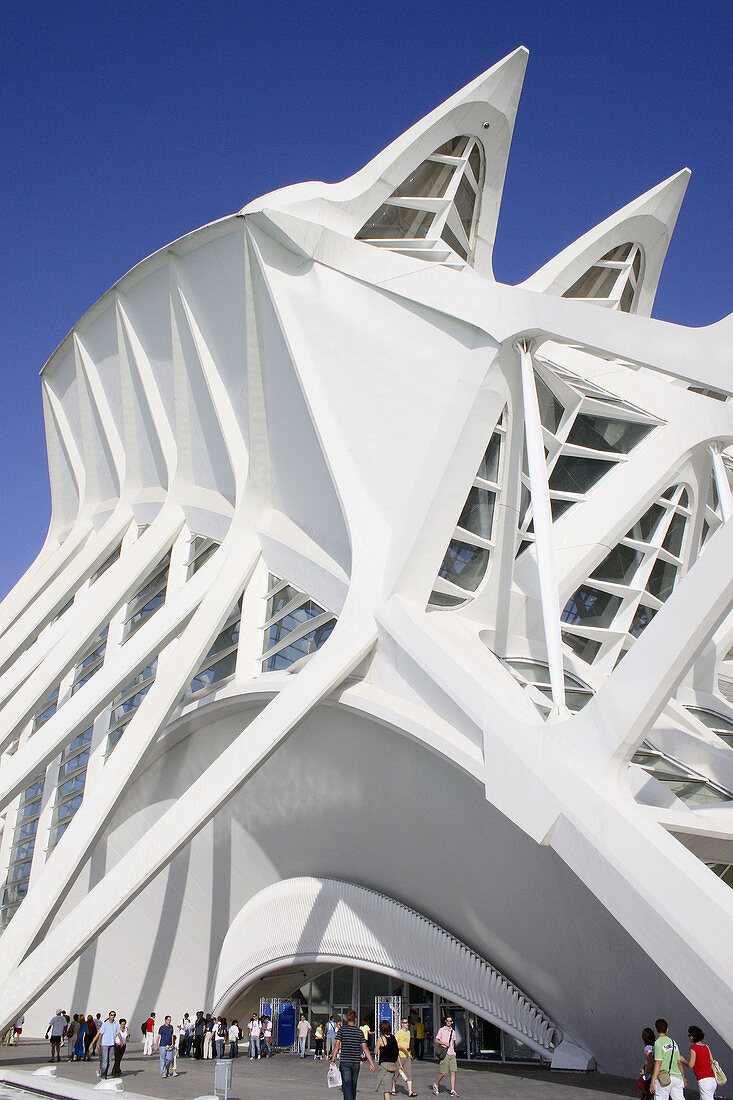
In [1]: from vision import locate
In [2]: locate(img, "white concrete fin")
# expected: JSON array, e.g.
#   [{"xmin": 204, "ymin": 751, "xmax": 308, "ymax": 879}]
[
  {"xmin": 241, "ymin": 48, "xmax": 529, "ymax": 277},
  {"xmin": 522, "ymin": 170, "xmax": 690, "ymax": 319}
]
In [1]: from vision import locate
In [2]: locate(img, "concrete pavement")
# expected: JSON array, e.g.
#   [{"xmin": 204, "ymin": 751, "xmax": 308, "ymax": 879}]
[{"xmin": 0, "ymin": 1041, "xmax": 637, "ymax": 1100}]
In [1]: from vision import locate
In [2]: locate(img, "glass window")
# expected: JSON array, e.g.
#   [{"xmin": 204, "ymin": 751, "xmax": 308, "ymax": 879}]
[
  {"xmin": 535, "ymin": 375, "xmax": 564, "ymax": 433},
  {"xmin": 549, "ymin": 455, "xmax": 615, "ymax": 495},
  {"xmin": 646, "ymin": 559, "xmax": 677, "ymax": 602},
  {"xmin": 468, "ymin": 144, "xmax": 482, "ymax": 186},
  {"xmin": 434, "ymin": 136, "xmax": 469, "ymax": 157},
  {"xmin": 619, "ymin": 280, "xmax": 635, "ymax": 313},
  {"xmin": 476, "ymin": 432, "xmax": 502, "ymax": 484},
  {"xmin": 437, "ymin": 540, "xmax": 489, "ymax": 592},
  {"xmin": 91, "ymin": 544, "xmax": 121, "ymax": 583},
  {"xmin": 591, "ymin": 543, "xmax": 643, "ymax": 583},
  {"xmin": 392, "ymin": 159, "xmax": 455, "ymax": 199},
  {"xmin": 428, "ymin": 591, "xmax": 468, "ymax": 609},
  {"xmin": 356, "ymin": 205, "xmax": 434, "ymax": 241},
  {"xmin": 627, "ymin": 503, "xmax": 665, "ymax": 543},
  {"xmin": 562, "ymin": 631, "xmax": 602, "ymax": 663},
  {"xmin": 454, "ymin": 175, "xmax": 476, "ymax": 239},
  {"xmin": 564, "ymin": 265, "xmax": 619, "ymax": 300},
  {"xmin": 629, "ymin": 603, "xmax": 657, "ymax": 638},
  {"xmin": 457, "ymin": 486, "xmax": 495, "ymax": 541},
  {"xmin": 440, "ymin": 224, "xmax": 468, "ymax": 261},
  {"xmin": 603, "ymin": 243, "xmax": 633, "ymax": 262},
  {"xmin": 662, "ymin": 512, "xmax": 686, "ymax": 559},
  {"xmin": 565, "ymin": 415, "xmax": 651, "ymax": 455},
  {"xmin": 562, "ymin": 586, "xmax": 622, "ymax": 629}
]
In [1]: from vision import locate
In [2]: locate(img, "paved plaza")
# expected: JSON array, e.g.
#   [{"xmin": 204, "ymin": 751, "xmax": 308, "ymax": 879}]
[{"xmin": 0, "ymin": 1041, "xmax": 637, "ymax": 1100}]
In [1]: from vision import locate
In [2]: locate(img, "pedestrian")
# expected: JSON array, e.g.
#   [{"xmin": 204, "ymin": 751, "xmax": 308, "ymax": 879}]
[
  {"xmin": 650, "ymin": 1018, "xmax": 685, "ymax": 1100},
  {"xmin": 679, "ymin": 1025, "xmax": 718, "ymax": 1099},
  {"xmin": 228, "ymin": 1020, "xmax": 240, "ymax": 1058},
  {"xmin": 215, "ymin": 1017, "xmax": 227, "ymax": 1059},
  {"xmin": 326, "ymin": 1016, "xmax": 338, "ymax": 1060},
  {"xmin": 194, "ymin": 1011, "xmax": 205, "ymax": 1059},
  {"xmin": 156, "ymin": 1015, "xmax": 176, "ymax": 1079},
  {"xmin": 204, "ymin": 1014, "xmax": 214, "ymax": 1059},
  {"xmin": 432, "ymin": 1014, "xmax": 458, "ymax": 1097},
  {"xmin": 315, "ymin": 1022, "xmax": 325, "ymax": 1060},
  {"xmin": 395, "ymin": 1015, "xmax": 418, "ymax": 1096},
  {"xmin": 414, "ymin": 1019, "xmax": 424, "ymax": 1061},
  {"xmin": 360, "ymin": 1018, "xmax": 372, "ymax": 1058},
  {"xmin": 91, "ymin": 1010, "xmax": 120, "ymax": 1080},
  {"xmin": 331, "ymin": 1009, "xmax": 375, "ymax": 1100},
  {"xmin": 248, "ymin": 1013, "xmax": 261, "ymax": 1059},
  {"xmin": 65, "ymin": 1015, "xmax": 77, "ymax": 1061},
  {"xmin": 45, "ymin": 1009, "xmax": 66, "ymax": 1062},
  {"xmin": 112, "ymin": 1019, "xmax": 129, "ymax": 1078},
  {"xmin": 84, "ymin": 1015, "xmax": 96, "ymax": 1061},
  {"xmin": 12, "ymin": 1015, "xmax": 25, "ymax": 1046},
  {"xmin": 143, "ymin": 1013, "xmax": 155, "ymax": 1057},
  {"xmin": 75, "ymin": 1016, "xmax": 87, "ymax": 1062},
  {"xmin": 176, "ymin": 1014, "xmax": 188, "ymax": 1057},
  {"xmin": 297, "ymin": 1013, "xmax": 311, "ymax": 1058},
  {"xmin": 375, "ymin": 1019, "xmax": 400, "ymax": 1100},
  {"xmin": 261, "ymin": 1016, "xmax": 272, "ymax": 1057},
  {"xmin": 639, "ymin": 1027, "xmax": 655, "ymax": 1099}
]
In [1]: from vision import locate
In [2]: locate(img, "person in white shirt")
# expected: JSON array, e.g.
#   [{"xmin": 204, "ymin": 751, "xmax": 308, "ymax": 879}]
[
  {"xmin": 297, "ymin": 1014, "xmax": 312, "ymax": 1059},
  {"xmin": 248, "ymin": 1014, "xmax": 261, "ymax": 1059},
  {"xmin": 46, "ymin": 1011, "xmax": 67, "ymax": 1062},
  {"xmin": 90, "ymin": 1011, "xmax": 120, "ymax": 1080},
  {"xmin": 261, "ymin": 1017, "xmax": 272, "ymax": 1058},
  {"xmin": 12, "ymin": 1015, "xmax": 25, "ymax": 1045},
  {"xmin": 228, "ymin": 1020, "xmax": 240, "ymax": 1058}
]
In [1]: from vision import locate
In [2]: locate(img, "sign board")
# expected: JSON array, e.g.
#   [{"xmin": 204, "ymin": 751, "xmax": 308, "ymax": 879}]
[{"xmin": 375, "ymin": 996, "xmax": 402, "ymax": 1037}]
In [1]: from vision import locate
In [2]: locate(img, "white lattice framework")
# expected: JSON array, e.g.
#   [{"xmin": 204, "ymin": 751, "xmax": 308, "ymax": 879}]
[{"xmin": 0, "ymin": 47, "xmax": 732, "ymax": 1074}]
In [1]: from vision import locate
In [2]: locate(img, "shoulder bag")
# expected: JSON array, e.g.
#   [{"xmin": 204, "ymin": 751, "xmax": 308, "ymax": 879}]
[
  {"xmin": 435, "ymin": 1028, "xmax": 453, "ymax": 1062},
  {"xmin": 707, "ymin": 1046, "xmax": 727, "ymax": 1085},
  {"xmin": 658, "ymin": 1041, "xmax": 676, "ymax": 1087}
]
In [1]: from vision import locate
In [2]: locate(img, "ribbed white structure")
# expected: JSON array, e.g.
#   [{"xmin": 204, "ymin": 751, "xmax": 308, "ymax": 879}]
[
  {"xmin": 212, "ymin": 878, "xmax": 560, "ymax": 1055},
  {"xmin": 0, "ymin": 46, "xmax": 732, "ymax": 1078}
]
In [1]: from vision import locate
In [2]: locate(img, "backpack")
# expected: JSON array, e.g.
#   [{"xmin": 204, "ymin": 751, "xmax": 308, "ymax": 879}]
[{"xmin": 141, "ymin": 1023, "xmax": 147, "ymax": 1038}]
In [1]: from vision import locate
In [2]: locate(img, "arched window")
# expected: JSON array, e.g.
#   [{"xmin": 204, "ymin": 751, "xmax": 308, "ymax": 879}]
[
  {"xmin": 357, "ymin": 136, "xmax": 484, "ymax": 265},
  {"xmin": 563, "ymin": 243, "xmax": 644, "ymax": 313}
]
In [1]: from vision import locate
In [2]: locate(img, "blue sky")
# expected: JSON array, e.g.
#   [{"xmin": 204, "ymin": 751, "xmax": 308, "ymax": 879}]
[{"xmin": 1, "ymin": 0, "xmax": 731, "ymax": 600}]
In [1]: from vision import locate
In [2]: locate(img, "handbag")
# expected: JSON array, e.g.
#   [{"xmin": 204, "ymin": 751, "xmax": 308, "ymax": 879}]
[
  {"xmin": 707, "ymin": 1047, "xmax": 727, "ymax": 1085},
  {"xmin": 658, "ymin": 1040, "xmax": 676, "ymax": 1087},
  {"xmin": 435, "ymin": 1028, "xmax": 453, "ymax": 1061}
]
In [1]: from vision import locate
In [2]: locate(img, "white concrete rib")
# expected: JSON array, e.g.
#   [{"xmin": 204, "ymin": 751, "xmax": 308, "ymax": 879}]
[{"xmin": 212, "ymin": 876, "xmax": 561, "ymax": 1056}]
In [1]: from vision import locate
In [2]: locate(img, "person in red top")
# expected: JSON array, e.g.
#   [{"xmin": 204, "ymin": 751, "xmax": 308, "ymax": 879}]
[
  {"xmin": 143, "ymin": 1013, "xmax": 156, "ymax": 1057},
  {"xmin": 679, "ymin": 1025, "xmax": 718, "ymax": 1099}
]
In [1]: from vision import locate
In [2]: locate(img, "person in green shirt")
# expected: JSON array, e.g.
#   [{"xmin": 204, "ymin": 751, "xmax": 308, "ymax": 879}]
[{"xmin": 650, "ymin": 1018, "xmax": 685, "ymax": 1099}]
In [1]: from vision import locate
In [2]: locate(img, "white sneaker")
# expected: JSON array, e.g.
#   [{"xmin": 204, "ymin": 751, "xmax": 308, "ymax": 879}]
[{"xmin": 432, "ymin": 1087, "xmax": 439, "ymax": 1096}]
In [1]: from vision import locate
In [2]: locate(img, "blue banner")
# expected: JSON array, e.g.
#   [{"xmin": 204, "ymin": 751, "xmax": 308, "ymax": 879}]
[{"xmin": 278, "ymin": 1003, "xmax": 296, "ymax": 1049}]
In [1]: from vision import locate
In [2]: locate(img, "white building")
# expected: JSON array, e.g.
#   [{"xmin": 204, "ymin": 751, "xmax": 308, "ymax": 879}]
[{"xmin": 0, "ymin": 48, "xmax": 732, "ymax": 1076}]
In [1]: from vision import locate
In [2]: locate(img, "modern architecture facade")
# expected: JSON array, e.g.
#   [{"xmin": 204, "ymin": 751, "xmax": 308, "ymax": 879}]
[{"xmin": 0, "ymin": 48, "xmax": 732, "ymax": 1077}]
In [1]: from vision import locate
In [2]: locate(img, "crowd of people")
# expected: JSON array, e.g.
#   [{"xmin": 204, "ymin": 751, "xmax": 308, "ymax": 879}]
[
  {"xmin": 2, "ymin": 1005, "xmax": 725, "ymax": 1099},
  {"xmin": 638, "ymin": 1019, "xmax": 725, "ymax": 1099}
]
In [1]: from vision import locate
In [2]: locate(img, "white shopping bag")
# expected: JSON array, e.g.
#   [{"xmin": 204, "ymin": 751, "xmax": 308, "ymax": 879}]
[{"xmin": 327, "ymin": 1062, "xmax": 342, "ymax": 1088}]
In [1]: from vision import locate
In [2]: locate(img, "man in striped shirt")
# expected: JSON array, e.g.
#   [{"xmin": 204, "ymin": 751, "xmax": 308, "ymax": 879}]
[{"xmin": 332, "ymin": 1009, "xmax": 375, "ymax": 1100}]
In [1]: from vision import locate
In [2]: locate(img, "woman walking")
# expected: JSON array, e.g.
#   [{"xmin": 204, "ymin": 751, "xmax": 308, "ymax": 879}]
[
  {"xmin": 679, "ymin": 1025, "xmax": 718, "ymax": 1099},
  {"xmin": 331, "ymin": 1009, "xmax": 376, "ymax": 1100},
  {"xmin": 640, "ymin": 1027, "xmax": 655, "ymax": 1099},
  {"xmin": 75, "ymin": 1016, "xmax": 87, "ymax": 1063},
  {"xmin": 375, "ymin": 1020, "xmax": 400, "ymax": 1100},
  {"xmin": 112, "ymin": 1019, "xmax": 129, "ymax": 1078},
  {"xmin": 84, "ymin": 1015, "xmax": 96, "ymax": 1061}
]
